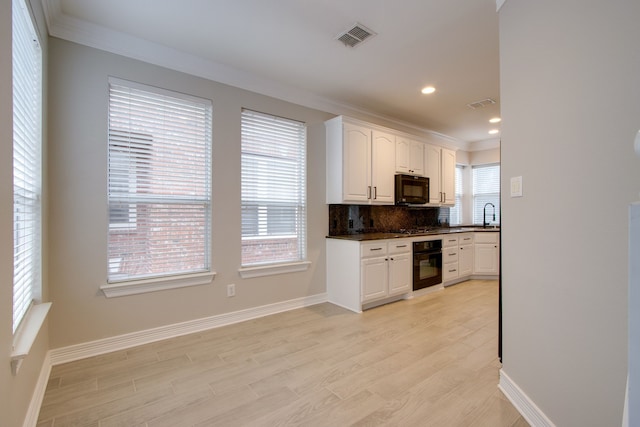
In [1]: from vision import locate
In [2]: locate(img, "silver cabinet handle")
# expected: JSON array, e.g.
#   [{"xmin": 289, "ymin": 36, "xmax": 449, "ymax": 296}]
[
  {"xmin": 373, "ymin": 186, "xmax": 377, "ymax": 199},
  {"xmin": 395, "ymin": 244, "xmax": 407, "ymax": 248},
  {"xmin": 370, "ymin": 247, "xmax": 383, "ymax": 251},
  {"xmin": 367, "ymin": 186, "xmax": 372, "ymax": 199}
]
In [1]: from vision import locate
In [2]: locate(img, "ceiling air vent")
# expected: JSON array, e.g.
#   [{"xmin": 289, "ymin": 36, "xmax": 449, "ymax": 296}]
[
  {"xmin": 466, "ymin": 98, "xmax": 496, "ymax": 109},
  {"xmin": 335, "ymin": 23, "xmax": 376, "ymax": 48}
]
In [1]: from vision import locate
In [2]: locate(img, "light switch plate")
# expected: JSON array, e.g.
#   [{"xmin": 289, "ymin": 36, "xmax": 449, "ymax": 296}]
[{"xmin": 510, "ymin": 176, "xmax": 523, "ymax": 197}]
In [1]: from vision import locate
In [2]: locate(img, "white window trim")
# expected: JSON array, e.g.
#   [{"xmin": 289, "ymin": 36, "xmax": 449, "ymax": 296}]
[
  {"xmin": 106, "ymin": 77, "xmax": 213, "ymax": 289},
  {"xmin": 11, "ymin": 302, "xmax": 51, "ymax": 375},
  {"xmin": 11, "ymin": 0, "xmax": 47, "ymax": 376},
  {"xmin": 238, "ymin": 261, "xmax": 311, "ymax": 279},
  {"xmin": 240, "ymin": 109, "xmax": 308, "ymax": 268},
  {"xmin": 100, "ymin": 271, "xmax": 216, "ymax": 298}
]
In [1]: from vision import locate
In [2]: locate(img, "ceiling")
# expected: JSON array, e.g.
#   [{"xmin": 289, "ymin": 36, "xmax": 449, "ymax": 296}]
[{"xmin": 41, "ymin": 0, "xmax": 501, "ymax": 147}]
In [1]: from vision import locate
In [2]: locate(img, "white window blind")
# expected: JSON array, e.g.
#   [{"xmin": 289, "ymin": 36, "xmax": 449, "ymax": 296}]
[
  {"xmin": 241, "ymin": 109, "xmax": 307, "ymax": 266},
  {"xmin": 107, "ymin": 78, "xmax": 212, "ymax": 283},
  {"xmin": 473, "ymin": 164, "xmax": 500, "ymax": 226},
  {"xmin": 12, "ymin": 0, "xmax": 42, "ymax": 333},
  {"xmin": 449, "ymin": 165, "xmax": 464, "ymax": 225}
]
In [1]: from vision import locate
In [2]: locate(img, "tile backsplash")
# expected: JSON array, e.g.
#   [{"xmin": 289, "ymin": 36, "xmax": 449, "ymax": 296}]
[{"xmin": 328, "ymin": 204, "xmax": 449, "ymax": 235}]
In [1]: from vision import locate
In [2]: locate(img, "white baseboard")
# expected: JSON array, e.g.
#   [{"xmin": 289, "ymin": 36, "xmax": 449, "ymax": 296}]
[
  {"xmin": 499, "ymin": 370, "xmax": 556, "ymax": 427},
  {"xmin": 49, "ymin": 292, "xmax": 327, "ymax": 366},
  {"xmin": 23, "ymin": 352, "xmax": 52, "ymax": 427}
]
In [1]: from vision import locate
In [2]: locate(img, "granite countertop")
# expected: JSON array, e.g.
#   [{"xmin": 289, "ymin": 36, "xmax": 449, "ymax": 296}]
[{"xmin": 326, "ymin": 226, "xmax": 500, "ymax": 241}]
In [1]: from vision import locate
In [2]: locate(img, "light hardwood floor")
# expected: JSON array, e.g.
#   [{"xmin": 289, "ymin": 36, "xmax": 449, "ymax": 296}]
[{"xmin": 37, "ymin": 279, "xmax": 528, "ymax": 427}]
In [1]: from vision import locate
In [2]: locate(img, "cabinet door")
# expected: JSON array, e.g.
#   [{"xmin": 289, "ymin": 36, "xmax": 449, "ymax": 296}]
[
  {"xmin": 361, "ymin": 256, "xmax": 388, "ymax": 302},
  {"xmin": 459, "ymin": 244, "xmax": 473, "ymax": 277},
  {"xmin": 409, "ymin": 141, "xmax": 425, "ymax": 176},
  {"xmin": 396, "ymin": 137, "xmax": 424, "ymax": 176},
  {"xmin": 474, "ymin": 243, "xmax": 499, "ymax": 274},
  {"xmin": 425, "ymin": 144, "xmax": 442, "ymax": 204},
  {"xmin": 441, "ymin": 148, "xmax": 456, "ymax": 205},
  {"xmin": 395, "ymin": 137, "xmax": 410, "ymax": 174},
  {"xmin": 343, "ymin": 123, "xmax": 371, "ymax": 202},
  {"xmin": 371, "ymin": 130, "xmax": 396, "ymax": 204},
  {"xmin": 388, "ymin": 252, "xmax": 411, "ymax": 296}
]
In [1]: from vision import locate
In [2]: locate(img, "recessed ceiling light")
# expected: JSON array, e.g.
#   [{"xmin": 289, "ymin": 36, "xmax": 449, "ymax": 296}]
[
  {"xmin": 421, "ymin": 86, "xmax": 436, "ymax": 95},
  {"xmin": 489, "ymin": 117, "xmax": 502, "ymax": 123},
  {"xmin": 488, "ymin": 129, "xmax": 500, "ymax": 135}
]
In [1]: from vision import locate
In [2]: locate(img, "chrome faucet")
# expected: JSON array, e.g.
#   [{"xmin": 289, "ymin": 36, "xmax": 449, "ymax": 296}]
[{"xmin": 483, "ymin": 202, "xmax": 495, "ymax": 228}]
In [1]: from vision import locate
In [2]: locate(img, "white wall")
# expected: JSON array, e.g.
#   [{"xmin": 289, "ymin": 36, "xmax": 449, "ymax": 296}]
[
  {"xmin": 499, "ymin": 1, "xmax": 640, "ymax": 425},
  {"xmin": 47, "ymin": 38, "xmax": 332, "ymax": 348},
  {"xmin": 470, "ymin": 148, "xmax": 500, "ymax": 166}
]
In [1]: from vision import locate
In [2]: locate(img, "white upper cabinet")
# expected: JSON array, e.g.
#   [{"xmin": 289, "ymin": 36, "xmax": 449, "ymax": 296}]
[
  {"xmin": 425, "ymin": 144, "xmax": 442, "ymax": 204},
  {"xmin": 425, "ymin": 144, "xmax": 456, "ymax": 206},
  {"xmin": 342, "ymin": 122, "xmax": 371, "ymax": 202},
  {"xmin": 395, "ymin": 136, "xmax": 425, "ymax": 176},
  {"xmin": 441, "ymin": 148, "xmax": 456, "ymax": 205},
  {"xmin": 371, "ymin": 130, "xmax": 396, "ymax": 203},
  {"xmin": 326, "ymin": 116, "xmax": 454, "ymax": 206},
  {"xmin": 326, "ymin": 116, "xmax": 395, "ymax": 205}
]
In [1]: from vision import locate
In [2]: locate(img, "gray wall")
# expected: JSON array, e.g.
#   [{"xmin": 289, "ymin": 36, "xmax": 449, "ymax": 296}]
[
  {"xmin": 47, "ymin": 38, "xmax": 332, "ymax": 348},
  {"xmin": 499, "ymin": 0, "xmax": 640, "ymax": 425}
]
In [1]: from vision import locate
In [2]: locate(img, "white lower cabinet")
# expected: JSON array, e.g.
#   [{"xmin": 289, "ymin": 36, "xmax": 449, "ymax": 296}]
[
  {"xmin": 442, "ymin": 235, "xmax": 459, "ymax": 282},
  {"xmin": 473, "ymin": 232, "xmax": 500, "ymax": 275},
  {"xmin": 388, "ymin": 243, "xmax": 412, "ymax": 296},
  {"xmin": 361, "ymin": 247, "xmax": 388, "ymax": 302},
  {"xmin": 327, "ymin": 231, "xmax": 500, "ymax": 313},
  {"xmin": 327, "ymin": 239, "xmax": 411, "ymax": 312},
  {"xmin": 458, "ymin": 233, "xmax": 474, "ymax": 277}
]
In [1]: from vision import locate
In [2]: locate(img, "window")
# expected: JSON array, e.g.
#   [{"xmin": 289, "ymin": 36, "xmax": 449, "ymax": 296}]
[
  {"xmin": 473, "ymin": 164, "xmax": 500, "ymax": 226},
  {"xmin": 107, "ymin": 78, "xmax": 212, "ymax": 284},
  {"xmin": 241, "ymin": 109, "xmax": 307, "ymax": 268},
  {"xmin": 449, "ymin": 165, "xmax": 464, "ymax": 225},
  {"xmin": 12, "ymin": 0, "xmax": 42, "ymax": 333}
]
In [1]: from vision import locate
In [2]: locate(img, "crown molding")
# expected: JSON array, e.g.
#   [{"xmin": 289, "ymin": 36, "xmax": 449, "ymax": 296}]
[{"xmin": 41, "ymin": 0, "xmax": 469, "ymax": 149}]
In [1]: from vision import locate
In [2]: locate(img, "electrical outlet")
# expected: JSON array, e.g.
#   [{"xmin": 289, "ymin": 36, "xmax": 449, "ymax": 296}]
[
  {"xmin": 348, "ymin": 219, "xmax": 353, "ymax": 228},
  {"xmin": 227, "ymin": 284, "xmax": 236, "ymax": 297}
]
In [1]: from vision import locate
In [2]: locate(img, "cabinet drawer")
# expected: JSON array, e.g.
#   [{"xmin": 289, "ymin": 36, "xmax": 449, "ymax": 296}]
[
  {"xmin": 443, "ymin": 247, "xmax": 458, "ymax": 264},
  {"xmin": 443, "ymin": 262, "xmax": 459, "ymax": 281},
  {"xmin": 361, "ymin": 242, "xmax": 388, "ymax": 257},
  {"xmin": 474, "ymin": 232, "xmax": 499, "ymax": 244},
  {"xmin": 388, "ymin": 241, "xmax": 410, "ymax": 254},
  {"xmin": 458, "ymin": 233, "xmax": 474, "ymax": 245},
  {"xmin": 442, "ymin": 235, "xmax": 458, "ymax": 248}
]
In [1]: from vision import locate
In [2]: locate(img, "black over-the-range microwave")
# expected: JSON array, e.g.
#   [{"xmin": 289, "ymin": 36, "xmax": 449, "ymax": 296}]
[{"xmin": 395, "ymin": 174, "xmax": 429, "ymax": 205}]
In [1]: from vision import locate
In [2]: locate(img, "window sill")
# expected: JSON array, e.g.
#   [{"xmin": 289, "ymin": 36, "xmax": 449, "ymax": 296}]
[
  {"xmin": 101, "ymin": 271, "xmax": 216, "ymax": 298},
  {"xmin": 238, "ymin": 261, "xmax": 311, "ymax": 279},
  {"xmin": 11, "ymin": 302, "xmax": 52, "ymax": 376}
]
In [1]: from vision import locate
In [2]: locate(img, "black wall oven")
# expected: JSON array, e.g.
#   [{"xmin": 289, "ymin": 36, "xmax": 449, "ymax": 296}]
[{"xmin": 413, "ymin": 239, "xmax": 442, "ymax": 290}]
